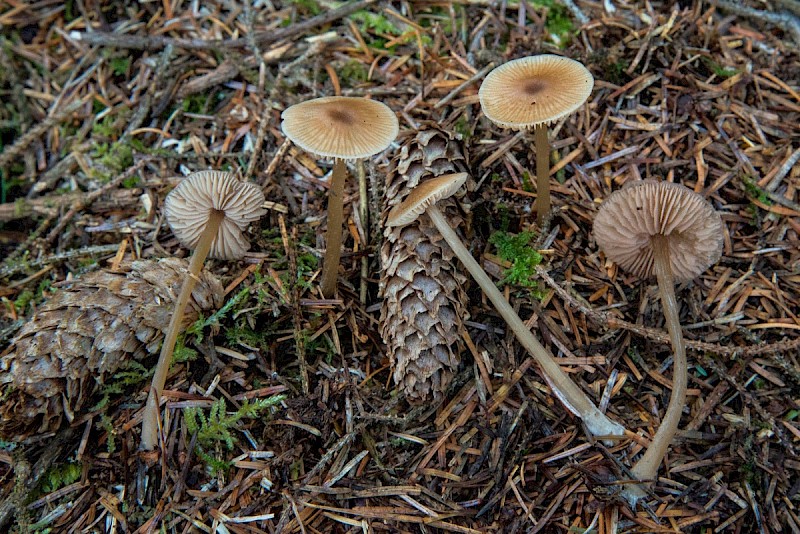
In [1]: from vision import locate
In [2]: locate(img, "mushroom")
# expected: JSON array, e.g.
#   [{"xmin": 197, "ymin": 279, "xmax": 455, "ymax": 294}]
[
  {"xmin": 479, "ymin": 55, "xmax": 593, "ymax": 225},
  {"xmin": 141, "ymin": 171, "xmax": 266, "ymax": 452},
  {"xmin": 387, "ymin": 172, "xmax": 625, "ymax": 440},
  {"xmin": 593, "ymin": 179, "xmax": 724, "ymax": 504},
  {"xmin": 281, "ymin": 96, "xmax": 398, "ymax": 297}
]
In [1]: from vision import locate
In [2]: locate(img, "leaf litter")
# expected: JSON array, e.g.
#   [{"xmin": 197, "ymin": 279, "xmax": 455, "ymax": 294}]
[{"xmin": 0, "ymin": 0, "xmax": 799, "ymax": 532}]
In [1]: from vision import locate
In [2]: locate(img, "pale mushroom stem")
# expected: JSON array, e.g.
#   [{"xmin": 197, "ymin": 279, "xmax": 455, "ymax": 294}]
[
  {"xmin": 426, "ymin": 205, "xmax": 625, "ymax": 440},
  {"xmin": 623, "ymin": 234, "xmax": 688, "ymax": 504},
  {"xmin": 141, "ymin": 209, "xmax": 225, "ymax": 451},
  {"xmin": 357, "ymin": 160, "xmax": 369, "ymax": 304},
  {"xmin": 320, "ymin": 158, "xmax": 347, "ymax": 298},
  {"xmin": 534, "ymin": 124, "xmax": 551, "ymax": 226}
]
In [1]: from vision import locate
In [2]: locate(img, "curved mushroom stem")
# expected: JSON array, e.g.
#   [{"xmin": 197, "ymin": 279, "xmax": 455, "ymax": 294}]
[
  {"xmin": 534, "ymin": 124, "xmax": 551, "ymax": 226},
  {"xmin": 426, "ymin": 205, "xmax": 625, "ymax": 441},
  {"xmin": 622, "ymin": 234, "xmax": 688, "ymax": 506},
  {"xmin": 141, "ymin": 209, "xmax": 225, "ymax": 452},
  {"xmin": 320, "ymin": 158, "xmax": 347, "ymax": 298}
]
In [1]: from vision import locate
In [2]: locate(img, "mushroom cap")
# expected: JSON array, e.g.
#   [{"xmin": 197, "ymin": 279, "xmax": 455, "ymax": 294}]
[
  {"xmin": 165, "ymin": 171, "xmax": 266, "ymax": 260},
  {"xmin": 281, "ymin": 96, "xmax": 399, "ymax": 160},
  {"xmin": 479, "ymin": 55, "xmax": 594, "ymax": 130},
  {"xmin": 386, "ymin": 172, "xmax": 468, "ymax": 228},
  {"xmin": 593, "ymin": 180, "xmax": 724, "ymax": 282}
]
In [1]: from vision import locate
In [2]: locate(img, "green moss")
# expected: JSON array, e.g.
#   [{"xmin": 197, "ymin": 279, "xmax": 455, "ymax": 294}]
[
  {"xmin": 121, "ymin": 173, "xmax": 140, "ymax": 189},
  {"xmin": 288, "ymin": 0, "xmax": 321, "ymax": 15},
  {"xmin": 182, "ymin": 93, "xmax": 209, "ymax": 114},
  {"xmin": 38, "ymin": 462, "xmax": 82, "ymax": 494},
  {"xmin": 172, "ymin": 336, "xmax": 198, "ymax": 364},
  {"xmin": 99, "ymin": 414, "xmax": 116, "ymax": 453},
  {"xmin": 184, "ymin": 396, "xmax": 285, "ymax": 476},
  {"xmin": 702, "ymin": 57, "xmax": 739, "ymax": 78},
  {"xmin": 340, "ymin": 60, "xmax": 369, "ymax": 85},
  {"xmin": 533, "ymin": 0, "xmax": 575, "ymax": 47},
  {"xmin": 92, "ymin": 141, "xmax": 134, "ymax": 178},
  {"xmin": 454, "ymin": 115, "xmax": 473, "ymax": 140},
  {"xmin": 92, "ymin": 360, "xmax": 153, "ymax": 411},
  {"xmin": 489, "ymin": 230, "xmax": 543, "ymax": 295},
  {"xmin": 13, "ymin": 289, "xmax": 34, "ymax": 314},
  {"xmin": 226, "ymin": 324, "xmax": 272, "ymax": 351},
  {"xmin": 186, "ymin": 286, "xmax": 250, "ymax": 342},
  {"xmin": 743, "ymin": 176, "xmax": 771, "ymax": 206},
  {"xmin": 350, "ymin": 10, "xmax": 404, "ymax": 35},
  {"xmin": 91, "ymin": 113, "xmax": 120, "ymax": 139},
  {"xmin": 108, "ymin": 56, "xmax": 131, "ymax": 76},
  {"xmin": 521, "ymin": 171, "xmax": 534, "ymax": 193}
]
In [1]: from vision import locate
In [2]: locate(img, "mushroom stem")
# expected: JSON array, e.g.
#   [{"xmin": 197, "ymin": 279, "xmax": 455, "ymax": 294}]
[
  {"xmin": 425, "ymin": 205, "xmax": 625, "ymax": 440},
  {"xmin": 623, "ymin": 234, "xmax": 688, "ymax": 504},
  {"xmin": 534, "ymin": 124, "xmax": 551, "ymax": 226},
  {"xmin": 320, "ymin": 158, "xmax": 347, "ymax": 298},
  {"xmin": 357, "ymin": 159, "xmax": 369, "ymax": 304},
  {"xmin": 141, "ymin": 209, "xmax": 225, "ymax": 451}
]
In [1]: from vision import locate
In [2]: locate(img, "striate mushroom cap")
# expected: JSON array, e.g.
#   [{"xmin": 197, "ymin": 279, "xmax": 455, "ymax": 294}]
[
  {"xmin": 165, "ymin": 171, "xmax": 266, "ymax": 260},
  {"xmin": 593, "ymin": 180, "xmax": 724, "ymax": 282},
  {"xmin": 479, "ymin": 55, "xmax": 594, "ymax": 130},
  {"xmin": 386, "ymin": 172, "xmax": 468, "ymax": 228},
  {"xmin": 281, "ymin": 96, "xmax": 399, "ymax": 160}
]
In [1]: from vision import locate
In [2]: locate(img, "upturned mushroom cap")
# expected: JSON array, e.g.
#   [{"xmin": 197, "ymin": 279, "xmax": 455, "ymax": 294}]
[
  {"xmin": 593, "ymin": 180, "xmax": 724, "ymax": 282},
  {"xmin": 281, "ymin": 96, "xmax": 399, "ymax": 160},
  {"xmin": 386, "ymin": 172, "xmax": 468, "ymax": 228},
  {"xmin": 479, "ymin": 55, "xmax": 594, "ymax": 130},
  {"xmin": 165, "ymin": 171, "xmax": 266, "ymax": 260}
]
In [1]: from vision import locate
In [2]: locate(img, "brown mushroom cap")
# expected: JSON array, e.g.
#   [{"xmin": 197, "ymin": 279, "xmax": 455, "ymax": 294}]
[
  {"xmin": 165, "ymin": 171, "xmax": 266, "ymax": 260},
  {"xmin": 281, "ymin": 96, "xmax": 399, "ymax": 160},
  {"xmin": 386, "ymin": 172, "xmax": 468, "ymax": 227},
  {"xmin": 479, "ymin": 55, "xmax": 594, "ymax": 130},
  {"xmin": 593, "ymin": 180, "xmax": 724, "ymax": 282}
]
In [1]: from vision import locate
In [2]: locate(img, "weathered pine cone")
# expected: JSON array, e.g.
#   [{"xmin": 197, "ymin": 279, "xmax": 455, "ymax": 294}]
[
  {"xmin": 0, "ymin": 258, "xmax": 223, "ymax": 441},
  {"xmin": 380, "ymin": 128, "xmax": 470, "ymax": 401}
]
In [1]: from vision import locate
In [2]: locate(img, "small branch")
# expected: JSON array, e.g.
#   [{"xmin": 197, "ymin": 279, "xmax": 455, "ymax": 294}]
[
  {"xmin": 70, "ymin": 0, "xmax": 378, "ymax": 51},
  {"xmin": 44, "ymin": 160, "xmax": 148, "ymax": 245},
  {"xmin": 0, "ymin": 100, "xmax": 86, "ymax": 171},
  {"xmin": 535, "ymin": 266, "xmax": 800, "ymax": 358},
  {"xmin": 715, "ymin": 0, "xmax": 800, "ymax": 44}
]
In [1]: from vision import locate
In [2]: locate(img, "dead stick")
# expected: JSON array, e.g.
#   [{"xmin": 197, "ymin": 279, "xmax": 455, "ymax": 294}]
[
  {"xmin": 71, "ymin": 0, "xmax": 378, "ymax": 51},
  {"xmin": 535, "ymin": 266, "xmax": 800, "ymax": 358},
  {"xmin": 44, "ymin": 160, "xmax": 147, "ymax": 245},
  {"xmin": 0, "ymin": 100, "xmax": 85, "ymax": 171}
]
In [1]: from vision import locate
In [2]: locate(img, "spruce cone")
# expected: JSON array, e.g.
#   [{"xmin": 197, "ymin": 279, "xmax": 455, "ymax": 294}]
[
  {"xmin": 380, "ymin": 128, "xmax": 470, "ymax": 401},
  {"xmin": 0, "ymin": 258, "xmax": 223, "ymax": 441}
]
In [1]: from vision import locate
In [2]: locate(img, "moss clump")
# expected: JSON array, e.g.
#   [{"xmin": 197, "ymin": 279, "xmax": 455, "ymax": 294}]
[
  {"xmin": 533, "ymin": 0, "xmax": 575, "ymax": 47},
  {"xmin": 184, "ymin": 396, "xmax": 286, "ymax": 476},
  {"xmin": 340, "ymin": 60, "xmax": 369, "ymax": 85},
  {"xmin": 489, "ymin": 230, "xmax": 543, "ymax": 294}
]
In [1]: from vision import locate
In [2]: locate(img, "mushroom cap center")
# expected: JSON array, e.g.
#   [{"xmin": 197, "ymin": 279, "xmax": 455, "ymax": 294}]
[{"xmin": 327, "ymin": 109, "xmax": 354, "ymax": 125}]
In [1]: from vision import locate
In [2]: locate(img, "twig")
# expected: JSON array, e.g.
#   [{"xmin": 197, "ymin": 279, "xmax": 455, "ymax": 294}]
[
  {"xmin": 70, "ymin": 0, "xmax": 378, "ymax": 51},
  {"xmin": 433, "ymin": 62, "xmax": 495, "ymax": 109},
  {"xmin": 44, "ymin": 160, "xmax": 148, "ymax": 245},
  {"xmin": 535, "ymin": 266, "xmax": 800, "ymax": 357},
  {"xmin": 0, "ymin": 100, "xmax": 85, "ymax": 171},
  {"xmin": 123, "ymin": 45, "xmax": 174, "ymax": 138},
  {"xmin": 715, "ymin": 0, "xmax": 800, "ymax": 44}
]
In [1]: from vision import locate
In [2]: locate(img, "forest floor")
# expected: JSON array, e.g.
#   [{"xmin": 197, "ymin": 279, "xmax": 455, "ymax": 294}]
[{"xmin": 1, "ymin": 0, "xmax": 799, "ymax": 532}]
